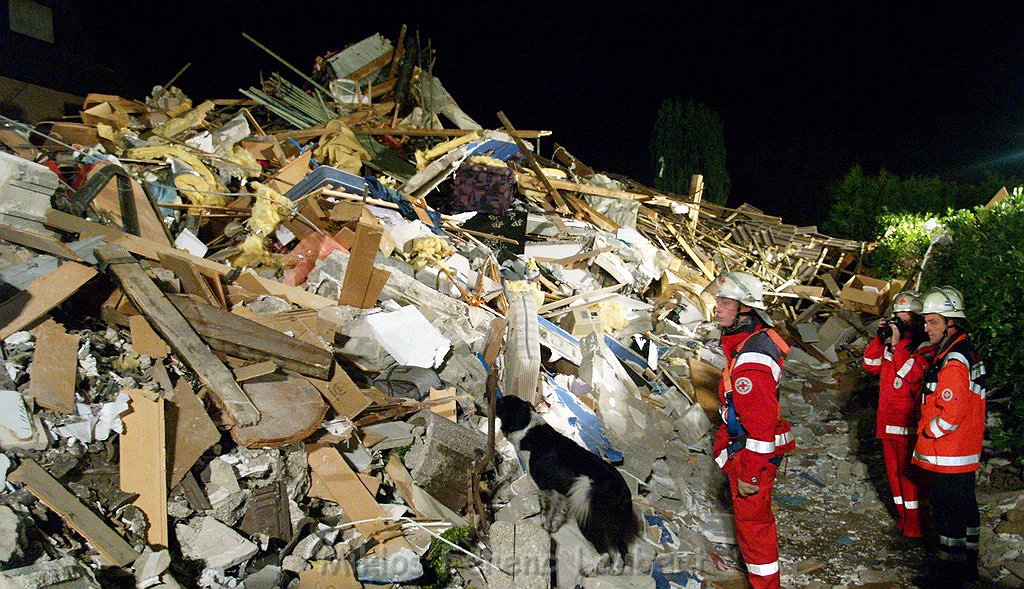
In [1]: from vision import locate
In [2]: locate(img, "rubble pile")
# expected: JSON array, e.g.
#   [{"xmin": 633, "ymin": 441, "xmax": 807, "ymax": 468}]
[{"xmin": 1, "ymin": 29, "xmax": 1022, "ymax": 589}]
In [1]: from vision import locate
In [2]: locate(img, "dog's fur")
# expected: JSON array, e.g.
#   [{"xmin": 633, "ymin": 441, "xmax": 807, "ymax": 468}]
[{"xmin": 495, "ymin": 395, "xmax": 642, "ymax": 567}]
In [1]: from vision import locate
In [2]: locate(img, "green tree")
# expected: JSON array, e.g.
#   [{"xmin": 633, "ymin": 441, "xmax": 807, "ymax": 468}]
[
  {"xmin": 650, "ymin": 97, "xmax": 729, "ymax": 204},
  {"xmin": 823, "ymin": 166, "xmax": 973, "ymax": 241}
]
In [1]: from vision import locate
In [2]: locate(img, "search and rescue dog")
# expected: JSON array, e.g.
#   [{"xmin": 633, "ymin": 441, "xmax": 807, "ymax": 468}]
[{"xmin": 495, "ymin": 394, "xmax": 643, "ymax": 571}]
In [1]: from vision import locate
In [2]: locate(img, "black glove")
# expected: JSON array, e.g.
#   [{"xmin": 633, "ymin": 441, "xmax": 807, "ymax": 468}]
[{"xmin": 876, "ymin": 321, "xmax": 893, "ymax": 341}]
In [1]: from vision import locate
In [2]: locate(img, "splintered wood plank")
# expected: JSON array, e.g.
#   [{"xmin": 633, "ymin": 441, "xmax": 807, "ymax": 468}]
[
  {"xmin": 306, "ymin": 369, "xmax": 373, "ymax": 419},
  {"xmin": 28, "ymin": 325, "xmax": 79, "ymax": 413},
  {"xmin": 0, "ymin": 223, "xmax": 83, "ymax": 261},
  {"xmin": 88, "ymin": 165, "xmax": 172, "ymax": 246},
  {"xmin": 169, "ymin": 295, "xmax": 332, "ymax": 380},
  {"xmin": 306, "ymin": 445, "xmax": 414, "ymax": 555},
  {"xmin": 120, "ymin": 389, "xmax": 168, "ymax": 548},
  {"xmin": 167, "ymin": 379, "xmax": 221, "ymax": 489},
  {"xmin": 9, "ymin": 459, "xmax": 139, "ymax": 566},
  {"xmin": 429, "ymin": 387, "xmax": 457, "ymax": 422},
  {"xmin": 231, "ymin": 376, "xmax": 327, "ymax": 448},
  {"xmin": 129, "ymin": 315, "xmax": 169, "ymax": 359},
  {"xmin": 94, "ymin": 244, "xmax": 259, "ymax": 427},
  {"xmin": 233, "ymin": 360, "xmax": 278, "ymax": 382},
  {"xmin": 0, "ymin": 262, "xmax": 97, "ymax": 339},
  {"xmin": 158, "ymin": 251, "xmax": 220, "ymax": 307}
]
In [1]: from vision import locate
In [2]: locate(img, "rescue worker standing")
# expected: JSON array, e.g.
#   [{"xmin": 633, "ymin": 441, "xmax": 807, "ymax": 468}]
[
  {"xmin": 862, "ymin": 291, "xmax": 935, "ymax": 538},
  {"xmin": 913, "ymin": 287, "xmax": 986, "ymax": 586},
  {"xmin": 703, "ymin": 272, "xmax": 794, "ymax": 589}
]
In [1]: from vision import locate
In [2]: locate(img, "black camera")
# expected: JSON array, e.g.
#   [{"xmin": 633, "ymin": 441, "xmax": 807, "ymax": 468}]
[{"xmin": 876, "ymin": 320, "xmax": 893, "ymax": 341}]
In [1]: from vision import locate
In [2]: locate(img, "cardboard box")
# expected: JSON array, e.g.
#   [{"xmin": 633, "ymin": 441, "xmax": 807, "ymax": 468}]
[{"xmin": 840, "ymin": 274, "xmax": 891, "ymax": 315}]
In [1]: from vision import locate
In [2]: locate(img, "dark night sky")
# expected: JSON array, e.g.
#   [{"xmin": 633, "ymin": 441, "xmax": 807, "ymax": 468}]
[{"xmin": 32, "ymin": 3, "xmax": 1024, "ymax": 226}]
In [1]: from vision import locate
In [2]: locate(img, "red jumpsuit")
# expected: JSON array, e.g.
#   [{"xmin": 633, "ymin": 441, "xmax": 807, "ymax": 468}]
[
  {"xmin": 862, "ymin": 334, "xmax": 934, "ymax": 537},
  {"xmin": 712, "ymin": 324, "xmax": 794, "ymax": 589}
]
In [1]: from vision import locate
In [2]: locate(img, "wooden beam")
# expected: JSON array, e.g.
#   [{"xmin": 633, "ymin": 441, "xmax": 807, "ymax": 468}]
[
  {"xmin": 537, "ymin": 283, "xmax": 626, "ymax": 314},
  {"xmin": 346, "ymin": 45, "xmax": 405, "ymax": 82},
  {"xmin": 9, "ymin": 459, "xmax": 139, "ymax": 566},
  {"xmin": 517, "ymin": 174, "xmax": 649, "ymax": 201},
  {"xmin": 351, "ymin": 126, "xmax": 551, "ymax": 139},
  {"xmin": 168, "ymin": 295, "xmax": 332, "ymax": 380},
  {"xmin": 94, "ymin": 244, "xmax": 260, "ymax": 426},
  {"xmin": 687, "ymin": 174, "xmax": 704, "ymax": 233},
  {"xmin": 497, "ymin": 111, "xmax": 569, "ymax": 214},
  {"xmin": 158, "ymin": 251, "xmax": 221, "ymax": 306}
]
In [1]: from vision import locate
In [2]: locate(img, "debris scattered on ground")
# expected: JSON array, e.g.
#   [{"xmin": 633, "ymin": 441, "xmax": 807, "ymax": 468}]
[{"xmin": 1, "ymin": 27, "xmax": 1021, "ymax": 589}]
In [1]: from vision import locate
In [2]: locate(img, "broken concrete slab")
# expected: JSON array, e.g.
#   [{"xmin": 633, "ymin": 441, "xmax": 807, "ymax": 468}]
[
  {"xmin": 0, "ymin": 555, "xmax": 99, "ymax": 589},
  {"xmin": 486, "ymin": 520, "xmax": 551, "ymax": 589},
  {"xmin": 0, "ymin": 506, "xmax": 25, "ymax": 565},
  {"xmin": 175, "ymin": 516, "xmax": 258, "ymax": 570},
  {"xmin": 408, "ymin": 410, "xmax": 488, "ymax": 512}
]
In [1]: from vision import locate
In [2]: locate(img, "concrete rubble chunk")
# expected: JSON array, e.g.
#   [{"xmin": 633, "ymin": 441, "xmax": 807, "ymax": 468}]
[
  {"xmin": 133, "ymin": 548, "xmax": 171, "ymax": 589},
  {"xmin": 486, "ymin": 521, "xmax": 551, "ymax": 589},
  {"xmin": 176, "ymin": 516, "xmax": 258, "ymax": 570},
  {"xmin": 355, "ymin": 546, "xmax": 423, "ymax": 584},
  {"xmin": 551, "ymin": 521, "xmax": 602, "ymax": 589},
  {"xmin": 409, "ymin": 410, "xmax": 488, "ymax": 512},
  {"xmin": 0, "ymin": 505, "xmax": 25, "ymax": 565},
  {"xmin": 0, "ymin": 555, "xmax": 99, "ymax": 589}
]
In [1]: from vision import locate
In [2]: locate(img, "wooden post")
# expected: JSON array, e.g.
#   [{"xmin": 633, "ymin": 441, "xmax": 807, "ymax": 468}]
[{"xmin": 687, "ymin": 174, "xmax": 704, "ymax": 233}]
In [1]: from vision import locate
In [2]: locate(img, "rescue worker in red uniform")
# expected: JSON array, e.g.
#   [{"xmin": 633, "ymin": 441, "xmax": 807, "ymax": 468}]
[
  {"xmin": 703, "ymin": 272, "xmax": 794, "ymax": 589},
  {"xmin": 862, "ymin": 291, "xmax": 935, "ymax": 537},
  {"xmin": 913, "ymin": 287, "xmax": 986, "ymax": 587}
]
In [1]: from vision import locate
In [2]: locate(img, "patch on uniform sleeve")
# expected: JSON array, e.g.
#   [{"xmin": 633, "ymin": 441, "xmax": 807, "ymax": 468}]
[
  {"xmin": 735, "ymin": 377, "xmax": 754, "ymax": 395},
  {"xmin": 941, "ymin": 388, "xmax": 954, "ymax": 402},
  {"xmin": 893, "ymin": 377, "xmax": 903, "ymax": 389}
]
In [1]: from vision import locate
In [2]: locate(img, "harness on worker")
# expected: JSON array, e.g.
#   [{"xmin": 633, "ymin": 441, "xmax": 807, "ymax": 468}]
[{"xmin": 723, "ymin": 328, "xmax": 789, "ymax": 459}]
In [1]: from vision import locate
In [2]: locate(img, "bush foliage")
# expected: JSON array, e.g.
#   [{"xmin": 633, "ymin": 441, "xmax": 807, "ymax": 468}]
[
  {"xmin": 867, "ymin": 191, "xmax": 1024, "ymax": 458},
  {"xmin": 920, "ymin": 191, "xmax": 1024, "ymax": 457}
]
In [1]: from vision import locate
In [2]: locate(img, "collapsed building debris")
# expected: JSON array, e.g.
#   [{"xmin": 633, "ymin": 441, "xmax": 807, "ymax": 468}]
[{"xmin": 0, "ymin": 27, "xmax": 1022, "ymax": 589}]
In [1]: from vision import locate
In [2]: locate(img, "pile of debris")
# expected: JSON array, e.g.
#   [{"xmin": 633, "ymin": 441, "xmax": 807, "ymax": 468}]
[{"xmin": 1, "ymin": 29, "xmax": 1022, "ymax": 589}]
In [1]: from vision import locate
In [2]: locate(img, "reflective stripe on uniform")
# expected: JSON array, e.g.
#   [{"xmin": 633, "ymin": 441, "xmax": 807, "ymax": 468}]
[
  {"xmin": 734, "ymin": 352, "xmax": 781, "ymax": 381},
  {"xmin": 715, "ymin": 448, "xmax": 728, "ymax": 468},
  {"xmin": 896, "ymin": 358, "xmax": 915, "ymax": 378},
  {"xmin": 945, "ymin": 352, "xmax": 970, "ymax": 369},
  {"xmin": 883, "ymin": 348, "xmax": 893, "ymax": 361},
  {"xmin": 893, "ymin": 495, "xmax": 903, "ymax": 505},
  {"xmin": 885, "ymin": 425, "xmax": 911, "ymax": 435},
  {"xmin": 970, "ymin": 384, "xmax": 987, "ymax": 398},
  {"xmin": 775, "ymin": 431, "xmax": 794, "ymax": 446},
  {"xmin": 937, "ymin": 417, "xmax": 958, "ymax": 431},
  {"xmin": 863, "ymin": 356, "xmax": 882, "ymax": 366},
  {"xmin": 928, "ymin": 418, "xmax": 945, "ymax": 438},
  {"xmin": 939, "ymin": 535, "xmax": 967, "ymax": 547},
  {"xmin": 966, "ymin": 526, "xmax": 980, "ymax": 535},
  {"xmin": 745, "ymin": 438, "xmax": 775, "ymax": 454},
  {"xmin": 913, "ymin": 451, "xmax": 980, "ymax": 467},
  {"xmin": 746, "ymin": 561, "xmax": 779, "ymax": 576},
  {"xmin": 904, "ymin": 500, "xmax": 919, "ymax": 509}
]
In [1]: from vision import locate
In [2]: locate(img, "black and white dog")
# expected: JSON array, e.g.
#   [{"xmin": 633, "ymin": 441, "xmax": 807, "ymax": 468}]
[{"xmin": 495, "ymin": 394, "xmax": 642, "ymax": 568}]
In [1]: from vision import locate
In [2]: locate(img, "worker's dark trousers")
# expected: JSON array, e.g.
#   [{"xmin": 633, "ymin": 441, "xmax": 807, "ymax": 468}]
[{"xmin": 925, "ymin": 470, "xmax": 979, "ymax": 586}]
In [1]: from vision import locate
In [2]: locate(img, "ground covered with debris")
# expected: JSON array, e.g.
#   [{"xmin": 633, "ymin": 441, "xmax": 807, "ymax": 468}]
[{"xmin": 0, "ymin": 28, "xmax": 1022, "ymax": 589}]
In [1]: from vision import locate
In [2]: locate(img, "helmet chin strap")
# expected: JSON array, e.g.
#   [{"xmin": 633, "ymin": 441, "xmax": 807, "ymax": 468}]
[{"xmin": 722, "ymin": 311, "xmax": 758, "ymax": 335}]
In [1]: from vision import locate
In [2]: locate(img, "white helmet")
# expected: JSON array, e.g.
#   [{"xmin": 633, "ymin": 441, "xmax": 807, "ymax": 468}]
[
  {"xmin": 892, "ymin": 291, "xmax": 923, "ymax": 314},
  {"xmin": 920, "ymin": 286, "xmax": 966, "ymax": 319},
  {"xmin": 703, "ymin": 271, "xmax": 773, "ymax": 326}
]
